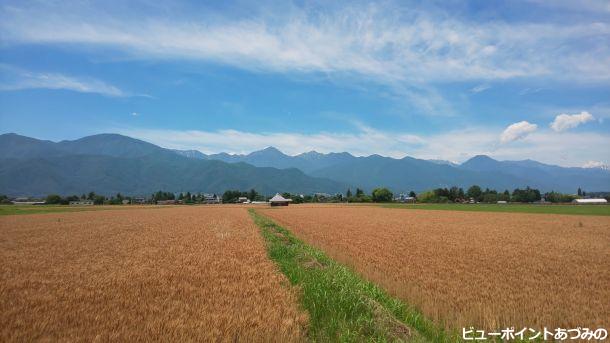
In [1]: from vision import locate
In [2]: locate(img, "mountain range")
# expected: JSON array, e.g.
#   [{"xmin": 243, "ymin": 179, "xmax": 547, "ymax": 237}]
[
  {"xmin": 0, "ymin": 133, "xmax": 345, "ymax": 196},
  {"xmin": 1, "ymin": 133, "xmax": 609, "ymax": 196},
  {"xmin": 174, "ymin": 143, "xmax": 610, "ymax": 194}
]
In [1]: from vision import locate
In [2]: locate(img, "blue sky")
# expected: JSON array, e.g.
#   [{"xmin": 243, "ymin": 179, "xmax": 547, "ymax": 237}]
[{"xmin": 1, "ymin": 0, "xmax": 609, "ymax": 167}]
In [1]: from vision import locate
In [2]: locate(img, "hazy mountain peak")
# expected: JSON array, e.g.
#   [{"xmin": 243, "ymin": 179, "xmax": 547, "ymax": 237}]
[
  {"xmin": 248, "ymin": 146, "xmax": 287, "ymax": 157},
  {"xmin": 427, "ymin": 159, "xmax": 458, "ymax": 167},
  {"xmin": 297, "ymin": 150, "xmax": 324, "ymax": 160},
  {"xmin": 173, "ymin": 149, "xmax": 208, "ymax": 159},
  {"xmin": 466, "ymin": 154, "xmax": 496, "ymax": 162},
  {"xmin": 299, "ymin": 150, "xmax": 322, "ymax": 156}
]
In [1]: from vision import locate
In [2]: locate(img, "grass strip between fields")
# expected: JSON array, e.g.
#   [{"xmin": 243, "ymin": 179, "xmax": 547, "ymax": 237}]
[
  {"xmin": 0, "ymin": 204, "xmax": 179, "ymax": 216},
  {"xmin": 381, "ymin": 203, "xmax": 610, "ymax": 216},
  {"xmin": 249, "ymin": 209, "xmax": 456, "ymax": 342},
  {"xmin": 0, "ymin": 205, "xmax": 106, "ymax": 216}
]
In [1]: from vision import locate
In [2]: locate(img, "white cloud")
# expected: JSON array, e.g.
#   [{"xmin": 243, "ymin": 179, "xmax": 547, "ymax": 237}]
[
  {"xmin": 117, "ymin": 125, "xmax": 610, "ymax": 167},
  {"xmin": 0, "ymin": 65, "xmax": 128, "ymax": 97},
  {"xmin": 120, "ymin": 125, "xmax": 426, "ymax": 158},
  {"xmin": 500, "ymin": 121, "xmax": 538, "ymax": 144},
  {"xmin": 470, "ymin": 84, "xmax": 490, "ymax": 93},
  {"xmin": 131, "ymin": 112, "xmax": 139, "ymax": 116},
  {"xmin": 582, "ymin": 160, "xmax": 608, "ymax": 169},
  {"xmin": 1, "ymin": 2, "xmax": 609, "ymax": 84},
  {"xmin": 550, "ymin": 111, "xmax": 595, "ymax": 132}
]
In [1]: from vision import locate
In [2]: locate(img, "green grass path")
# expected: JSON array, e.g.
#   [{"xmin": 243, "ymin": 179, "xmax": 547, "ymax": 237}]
[{"xmin": 250, "ymin": 209, "xmax": 456, "ymax": 342}]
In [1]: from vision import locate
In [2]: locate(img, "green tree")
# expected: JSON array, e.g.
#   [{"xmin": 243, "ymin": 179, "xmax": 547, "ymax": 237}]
[
  {"xmin": 417, "ymin": 190, "xmax": 437, "ymax": 203},
  {"xmin": 512, "ymin": 187, "xmax": 541, "ymax": 203},
  {"xmin": 458, "ymin": 188, "xmax": 465, "ymax": 200},
  {"xmin": 346, "ymin": 189, "xmax": 352, "ymax": 198},
  {"xmin": 45, "ymin": 194, "xmax": 62, "ymax": 204},
  {"xmin": 222, "ymin": 190, "xmax": 242, "ymax": 203},
  {"xmin": 498, "ymin": 190, "xmax": 510, "ymax": 202},
  {"xmin": 449, "ymin": 186, "xmax": 460, "ymax": 202},
  {"xmin": 482, "ymin": 193, "xmax": 498, "ymax": 203},
  {"xmin": 408, "ymin": 190, "xmax": 416, "ymax": 198},
  {"xmin": 544, "ymin": 191, "xmax": 575, "ymax": 203},
  {"xmin": 248, "ymin": 189, "xmax": 258, "ymax": 201},
  {"xmin": 371, "ymin": 188, "xmax": 393, "ymax": 202},
  {"xmin": 63, "ymin": 195, "xmax": 79, "ymax": 205},
  {"xmin": 0, "ymin": 195, "xmax": 11, "ymax": 204},
  {"xmin": 466, "ymin": 185, "xmax": 483, "ymax": 202}
]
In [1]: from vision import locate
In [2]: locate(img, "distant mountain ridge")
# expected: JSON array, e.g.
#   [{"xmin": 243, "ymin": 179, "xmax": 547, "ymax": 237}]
[
  {"xmin": 1, "ymin": 133, "xmax": 608, "ymax": 196},
  {"xmin": 173, "ymin": 144, "xmax": 610, "ymax": 193},
  {"xmin": 0, "ymin": 133, "xmax": 346, "ymax": 196}
]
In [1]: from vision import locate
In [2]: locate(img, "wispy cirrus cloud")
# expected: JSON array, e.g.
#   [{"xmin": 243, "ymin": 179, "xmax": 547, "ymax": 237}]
[
  {"xmin": 470, "ymin": 84, "xmax": 491, "ymax": 93},
  {"xmin": 0, "ymin": 65, "xmax": 130, "ymax": 97},
  {"xmin": 2, "ymin": 1, "xmax": 608, "ymax": 118},
  {"xmin": 1, "ymin": 2, "xmax": 609, "ymax": 85}
]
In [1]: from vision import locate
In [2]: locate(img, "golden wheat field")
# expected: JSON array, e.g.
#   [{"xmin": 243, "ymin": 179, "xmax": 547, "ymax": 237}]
[
  {"xmin": 261, "ymin": 205, "xmax": 610, "ymax": 331},
  {"xmin": 0, "ymin": 206, "xmax": 307, "ymax": 342}
]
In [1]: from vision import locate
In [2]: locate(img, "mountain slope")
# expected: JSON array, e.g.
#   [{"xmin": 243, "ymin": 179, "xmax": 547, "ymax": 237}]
[
  {"xmin": 0, "ymin": 133, "xmax": 346, "ymax": 196},
  {"xmin": 205, "ymin": 147, "xmax": 332, "ymax": 173},
  {"xmin": 459, "ymin": 155, "xmax": 610, "ymax": 192},
  {"xmin": 56, "ymin": 134, "xmax": 169, "ymax": 158},
  {"xmin": 310, "ymin": 155, "xmax": 527, "ymax": 192},
  {"xmin": 2, "ymin": 133, "xmax": 607, "ymax": 195},
  {"xmin": 192, "ymin": 146, "xmax": 610, "ymax": 193},
  {"xmin": 0, "ymin": 133, "xmax": 171, "ymax": 159},
  {"xmin": 0, "ymin": 133, "xmax": 62, "ymax": 159}
]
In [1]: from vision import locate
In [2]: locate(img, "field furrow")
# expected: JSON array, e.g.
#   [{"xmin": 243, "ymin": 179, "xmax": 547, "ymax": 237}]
[
  {"xmin": 0, "ymin": 206, "xmax": 307, "ymax": 342},
  {"xmin": 260, "ymin": 205, "xmax": 610, "ymax": 332}
]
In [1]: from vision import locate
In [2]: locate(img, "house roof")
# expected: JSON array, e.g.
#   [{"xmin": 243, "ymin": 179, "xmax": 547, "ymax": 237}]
[
  {"xmin": 573, "ymin": 198, "xmax": 607, "ymax": 203},
  {"xmin": 269, "ymin": 193, "xmax": 292, "ymax": 202}
]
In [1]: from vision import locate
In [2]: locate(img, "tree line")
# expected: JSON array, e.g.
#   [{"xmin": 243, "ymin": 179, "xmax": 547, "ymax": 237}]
[
  {"xmin": 415, "ymin": 185, "xmax": 582, "ymax": 203},
  {"xmin": 1, "ymin": 186, "xmax": 603, "ymax": 206}
]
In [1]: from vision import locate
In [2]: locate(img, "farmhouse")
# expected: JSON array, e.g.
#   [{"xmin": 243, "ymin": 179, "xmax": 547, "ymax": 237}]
[
  {"xmin": 394, "ymin": 194, "xmax": 416, "ymax": 203},
  {"xmin": 269, "ymin": 193, "xmax": 292, "ymax": 206},
  {"xmin": 12, "ymin": 200, "xmax": 45, "ymax": 205},
  {"xmin": 203, "ymin": 194, "xmax": 221, "ymax": 204},
  {"xmin": 572, "ymin": 198, "xmax": 608, "ymax": 205},
  {"xmin": 132, "ymin": 197, "xmax": 147, "ymax": 204},
  {"xmin": 236, "ymin": 197, "xmax": 249, "ymax": 204},
  {"xmin": 69, "ymin": 200, "xmax": 94, "ymax": 206}
]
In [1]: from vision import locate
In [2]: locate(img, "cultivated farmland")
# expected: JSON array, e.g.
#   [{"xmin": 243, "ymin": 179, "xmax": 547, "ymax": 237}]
[
  {"xmin": 260, "ymin": 205, "xmax": 610, "ymax": 332},
  {"xmin": 0, "ymin": 206, "xmax": 307, "ymax": 341}
]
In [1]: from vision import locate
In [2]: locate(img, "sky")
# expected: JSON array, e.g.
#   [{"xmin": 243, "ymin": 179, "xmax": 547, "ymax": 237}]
[{"xmin": 0, "ymin": 0, "xmax": 609, "ymax": 167}]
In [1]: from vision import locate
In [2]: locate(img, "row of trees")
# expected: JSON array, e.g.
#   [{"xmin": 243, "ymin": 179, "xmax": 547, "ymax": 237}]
[
  {"xmin": 414, "ymin": 185, "xmax": 584, "ymax": 203},
  {"xmin": 0, "ymin": 195, "xmax": 12, "ymax": 204},
  {"xmin": 343, "ymin": 188, "xmax": 394, "ymax": 202},
  {"xmin": 45, "ymin": 192, "xmax": 108, "ymax": 205},
  {"xmin": 1, "ymin": 186, "xmax": 602, "ymax": 206},
  {"xmin": 222, "ymin": 189, "xmax": 264, "ymax": 203}
]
